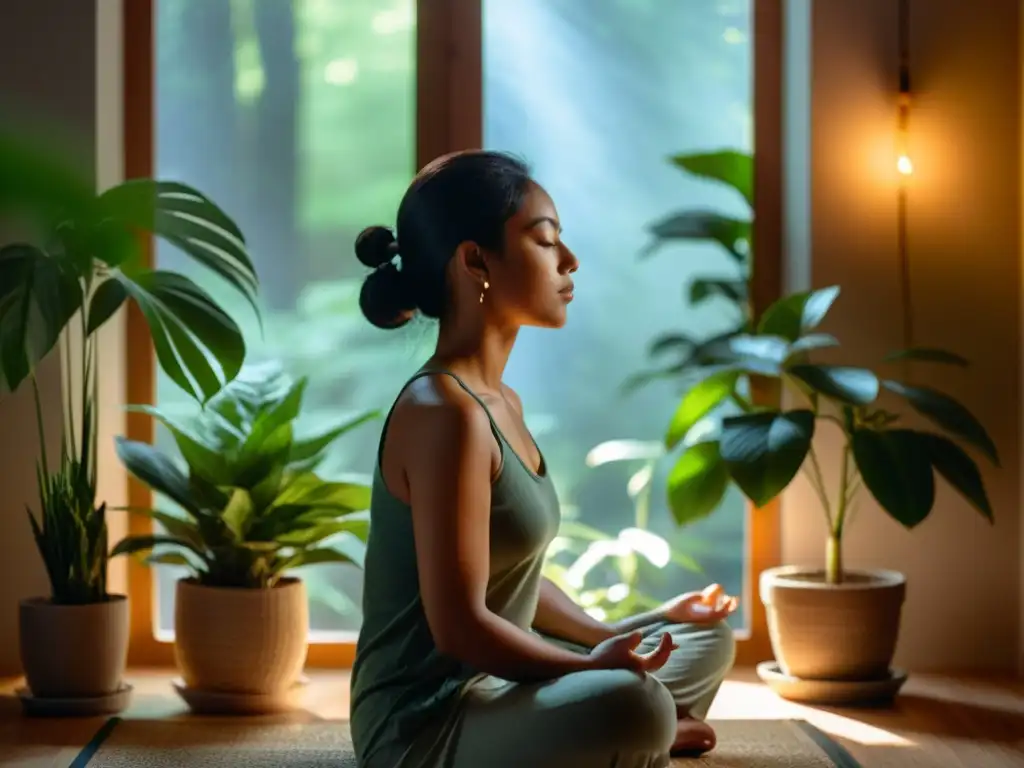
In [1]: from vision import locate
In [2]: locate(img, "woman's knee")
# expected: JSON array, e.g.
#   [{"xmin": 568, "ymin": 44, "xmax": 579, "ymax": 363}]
[
  {"xmin": 704, "ymin": 620, "xmax": 737, "ymax": 676},
  {"xmin": 581, "ymin": 670, "xmax": 677, "ymax": 753}
]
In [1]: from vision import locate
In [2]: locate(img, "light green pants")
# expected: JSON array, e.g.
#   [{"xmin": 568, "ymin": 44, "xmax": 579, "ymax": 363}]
[{"xmin": 429, "ymin": 620, "xmax": 736, "ymax": 768}]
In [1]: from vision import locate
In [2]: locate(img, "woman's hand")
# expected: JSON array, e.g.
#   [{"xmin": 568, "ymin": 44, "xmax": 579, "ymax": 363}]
[
  {"xmin": 588, "ymin": 631, "xmax": 675, "ymax": 674},
  {"xmin": 659, "ymin": 583, "xmax": 738, "ymax": 625}
]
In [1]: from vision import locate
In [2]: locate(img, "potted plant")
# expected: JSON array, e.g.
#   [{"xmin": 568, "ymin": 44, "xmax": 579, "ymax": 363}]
[
  {"xmin": 0, "ymin": 132, "xmax": 256, "ymax": 713},
  {"xmin": 111, "ymin": 361, "xmax": 377, "ymax": 712},
  {"xmin": 660, "ymin": 285, "xmax": 997, "ymax": 702}
]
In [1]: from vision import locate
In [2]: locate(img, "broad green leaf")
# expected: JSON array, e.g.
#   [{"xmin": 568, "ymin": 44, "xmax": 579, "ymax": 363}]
[
  {"xmin": 221, "ymin": 489, "xmax": 255, "ymax": 540},
  {"xmin": 114, "ymin": 437, "xmax": 200, "ymax": 517},
  {"xmin": 126, "ymin": 404, "xmax": 230, "ymax": 485},
  {"xmin": 883, "ymin": 347, "xmax": 969, "ymax": 367},
  {"xmin": 789, "ymin": 364, "xmax": 879, "ymax": 405},
  {"xmin": 115, "ymin": 269, "xmax": 245, "ymax": 402},
  {"xmin": 647, "ymin": 333, "xmax": 695, "ymax": 361},
  {"xmin": 0, "ymin": 244, "xmax": 82, "ymax": 392},
  {"xmin": 238, "ymin": 378, "xmax": 306, "ymax": 464},
  {"xmin": 922, "ymin": 432, "xmax": 993, "ymax": 523},
  {"xmin": 666, "ymin": 442, "xmax": 730, "ymax": 526},
  {"xmin": 110, "ymin": 532, "xmax": 200, "ymax": 558},
  {"xmin": 757, "ymin": 286, "xmax": 841, "ymax": 341},
  {"xmin": 671, "ymin": 150, "xmax": 754, "ymax": 207},
  {"xmin": 689, "ymin": 278, "xmax": 747, "ymax": 306},
  {"xmin": 94, "ymin": 179, "xmax": 258, "ymax": 314},
  {"xmin": 882, "ymin": 380, "xmax": 999, "ymax": 466},
  {"xmin": 641, "ymin": 211, "xmax": 750, "ymax": 260},
  {"xmin": 696, "ymin": 333, "xmax": 789, "ymax": 376},
  {"xmin": 290, "ymin": 409, "xmax": 380, "ymax": 466},
  {"xmin": 85, "ymin": 278, "xmax": 128, "ymax": 336},
  {"xmin": 665, "ymin": 370, "xmax": 739, "ymax": 449},
  {"xmin": 276, "ymin": 515, "xmax": 370, "ymax": 547},
  {"xmin": 0, "ymin": 130, "xmax": 95, "ymax": 227},
  {"xmin": 720, "ymin": 410, "xmax": 815, "ymax": 507},
  {"xmin": 851, "ymin": 429, "xmax": 935, "ymax": 528},
  {"xmin": 785, "ymin": 333, "xmax": 840, "ymax": 359},
  {"xmin": 279, "ymin": 544, "xmax": 364, "ymax": 572},
  {"xmin": 585, "ymin": 440, "xmax": 664, "ymax": 467},
  {"xmin": 146, "ymin": 552, "xmax": 195, "ymax": 567},
  {"xmin": 272, "ymin": 473, "xmax": 371, "ymax": 512},
  {"xmin": 123, "ymin": 506, "xmax": 203, "ymax": 547}
]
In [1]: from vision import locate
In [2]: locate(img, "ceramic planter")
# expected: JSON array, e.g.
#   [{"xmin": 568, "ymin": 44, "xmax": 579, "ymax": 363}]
[{"xmin": 174, "ymin": 577, "xmax": 309, "ymax": 695}]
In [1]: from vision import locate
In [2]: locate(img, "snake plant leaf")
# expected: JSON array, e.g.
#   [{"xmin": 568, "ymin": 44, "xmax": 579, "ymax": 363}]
[
  {"xmin": 881, "ymin": 380, "xmax": 999, "ymax": 466},
  {"xmin": 666, "ymin": 441, "xmax": 730, "ymax": 527},
  {"xmin": 757, "ymin": 285, "xmax": 841, "ymax": 341},
  {"xmin": 0, "ymin": 243, "xmax": 82, "ymax": 393},
  {"xmin": 114, "ymin": 269, "xmax": 245, "ymax": 403},
  {"xmin": 719, "ymin": 410, "xmax": 815, "ymax": 507},
  {"xmin": 671, "ymin": 150, "xmax": 754, "ymax": 208},
  {"xmin": 852, "ymin": 428, "xmax": 935, "ymax": 528},
  {"xmin": 922, "ymin": 432, "xmax": 993, "ymax": 522}
]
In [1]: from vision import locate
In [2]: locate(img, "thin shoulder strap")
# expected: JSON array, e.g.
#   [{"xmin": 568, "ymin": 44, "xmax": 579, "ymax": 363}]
[{"xmin": 375, "ymin": 367, "xmax": 504, "ymax": 473}]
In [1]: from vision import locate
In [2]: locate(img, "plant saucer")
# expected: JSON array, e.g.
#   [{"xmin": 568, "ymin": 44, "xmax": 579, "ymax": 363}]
[
  {"xmin": 172, "ymin": 676, "xmax": 309, "ymax": 715},
  {"xmin": 17, "ymin": 683, "xmax": 133, "ymax": 717},
  {"xmin": 756, "ymin": 661, "xmax": 908, "ymax": 706}
]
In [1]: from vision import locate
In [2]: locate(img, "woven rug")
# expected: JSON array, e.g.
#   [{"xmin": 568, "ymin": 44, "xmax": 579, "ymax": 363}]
[{"xmin": 72, "ymin": 717, "xmax": 861, "ymax": 767}]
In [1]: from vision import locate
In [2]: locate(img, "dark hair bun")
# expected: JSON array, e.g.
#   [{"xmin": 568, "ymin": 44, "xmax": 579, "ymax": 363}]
[{"xmin": 355, "ymin": 225, "xmax": 397, "ymax": 268}]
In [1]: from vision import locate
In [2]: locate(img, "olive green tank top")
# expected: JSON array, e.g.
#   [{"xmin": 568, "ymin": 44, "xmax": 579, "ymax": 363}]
[{"xmin": 350, "ymin": 368, "xmax": 562, "ymax": 766}]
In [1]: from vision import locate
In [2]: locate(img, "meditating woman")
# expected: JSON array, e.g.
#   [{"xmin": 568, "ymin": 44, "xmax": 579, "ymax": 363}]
[{"xmin": 349, "ymin": 150, "xmax": 737, "ymax": 768}]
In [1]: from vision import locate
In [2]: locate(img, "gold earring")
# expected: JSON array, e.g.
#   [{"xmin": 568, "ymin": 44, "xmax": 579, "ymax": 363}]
[{"xmin": 479, "ymin": 280, "xmax": 490, "ymax": 304}]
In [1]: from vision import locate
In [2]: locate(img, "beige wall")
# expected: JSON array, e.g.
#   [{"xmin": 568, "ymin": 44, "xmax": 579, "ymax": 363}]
[
  {"xmin": 781, "ymin": 0, "xmax": 1022, "ymax": 675},
  {"xmin": 0, "ymin": 0, "xmax": 126, "ymax": 676},
  {"xmin": 1, "ymin": 0, "xmax": 1023, "ymax": 678}
]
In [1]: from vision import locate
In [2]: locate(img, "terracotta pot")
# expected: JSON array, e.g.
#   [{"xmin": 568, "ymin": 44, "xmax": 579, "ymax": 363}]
[
  {"xmin": 19, "ymin": 594, "xmax": 129, "ymax": 699},
  {"xmin": 174, "ymin": 577, "xmax": 308, "ymax": 694},
  {"xmin": 759, "ymin": 566, "xmax": 905, "ymax": 680}
]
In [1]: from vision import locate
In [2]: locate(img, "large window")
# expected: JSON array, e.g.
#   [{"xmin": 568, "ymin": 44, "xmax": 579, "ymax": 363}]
[{"xmin": 137, "ymin": 0, "xmax": 766, "ymax": 655}]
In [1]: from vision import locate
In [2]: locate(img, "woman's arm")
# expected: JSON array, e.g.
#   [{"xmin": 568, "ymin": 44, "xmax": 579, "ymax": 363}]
[
  {"xmin": 534, "ymin": 578, "xmax": 670, "ymax": 647},
  {"xmin": 404, "ymin": 381, "xmax": 601, "ymax": 683}
]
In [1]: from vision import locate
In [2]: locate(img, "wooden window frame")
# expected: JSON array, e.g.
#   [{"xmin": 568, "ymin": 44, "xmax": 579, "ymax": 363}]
[{"xmin": 123, "ymin": 0, "xmax": 783, "ymax": 669}]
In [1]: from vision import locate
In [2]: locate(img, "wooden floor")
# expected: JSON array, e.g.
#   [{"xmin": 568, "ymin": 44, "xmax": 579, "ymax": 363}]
[{"xmin": 1, "ymin": 668, "xmax": 1022, "ymax": 767}]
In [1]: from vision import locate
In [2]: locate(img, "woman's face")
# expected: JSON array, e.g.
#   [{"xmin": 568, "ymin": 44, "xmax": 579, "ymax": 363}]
[{"xmin": 485, "ymin": 182, "xmax": 579, "ymax": 329}]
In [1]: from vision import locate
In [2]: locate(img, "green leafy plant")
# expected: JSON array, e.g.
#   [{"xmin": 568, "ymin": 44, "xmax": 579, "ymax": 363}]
[
  {"xmin": 661, "ymin": 285, "xmax": 998, "ymax": 584},
  {"xmin": 111, "ymin": 362, "xmax": 379, "ymax": 588},
  {"xmin": 0, "ymin": 131, "xmax": 256, "ymax": 604},
  {"xmin": 543, "ymin": 439, "xmax": 704, "ymax": 622},
  {"xmin": 629, "ymin": 149, "xmax": 754, "ymax": 392}
]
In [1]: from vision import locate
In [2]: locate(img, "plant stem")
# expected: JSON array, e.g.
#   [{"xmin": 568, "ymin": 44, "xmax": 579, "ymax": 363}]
[
  {"xmin": 806, "ymin": 444, "xmax": 831, "ymax": 523},
  {"xmin": 31, "ymin": 375, "xmax": 49, "ymax": 478},
  {"xmin": 826, "ymin": 533, "xmax": 843, "ymax": 585},
  {"xmin": 826, "ymin": 443, "xmax": 852, "ymax": 585}
]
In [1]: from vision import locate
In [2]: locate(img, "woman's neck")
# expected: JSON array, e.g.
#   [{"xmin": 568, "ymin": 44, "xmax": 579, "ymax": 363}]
[{"xmin": 431, "ymin": 317, "xmax": 518, "ymax": 392}]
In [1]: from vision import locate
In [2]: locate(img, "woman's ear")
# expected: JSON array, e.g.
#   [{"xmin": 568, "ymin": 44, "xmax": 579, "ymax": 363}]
[{"xmin": 454, "ymin": 240, "xmax": 490, "ymax": 285}]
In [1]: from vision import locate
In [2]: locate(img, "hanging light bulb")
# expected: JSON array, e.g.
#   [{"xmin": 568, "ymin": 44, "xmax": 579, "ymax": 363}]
[
  {"xmin": 896, "ymin": 151, "xmax": 913, "ymax": 176},
  {"xmin": 896, "ymin": 89, "xmax": 912, "ymax": 176},
  {"xmin": 896, "ymin": 0, "xmax": 912, "ymax": 179}
]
